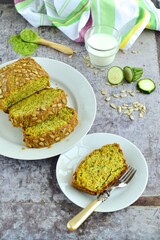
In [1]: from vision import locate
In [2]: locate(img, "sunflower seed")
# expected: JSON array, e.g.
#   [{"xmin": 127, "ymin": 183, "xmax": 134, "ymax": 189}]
[
  {"xmin": 120, "ymin": 93, "xmax": 127, "ymax": 98},
  {"xmin": 105, "ymin": 97, "xmax": 111, "ymax": 102},
  {"xmin": 110, "ymin": 103, "xmax": 117, "ymax": 109},
  {"xmin": 117, "ymin": 106, "xmax": 122, "ymax": 113},
  {"xmin": 112, "ymin": 94, "xmax": 119, "ymax": 98},
  {"xmin": 129, "ymin": 115, "xmax": 134, "ymax": 120}
]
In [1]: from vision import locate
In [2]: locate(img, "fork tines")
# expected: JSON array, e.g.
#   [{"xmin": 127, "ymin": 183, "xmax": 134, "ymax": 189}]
[{"xmin": 120, "ymin": 166, "xmax": 137, "ymax": 183}]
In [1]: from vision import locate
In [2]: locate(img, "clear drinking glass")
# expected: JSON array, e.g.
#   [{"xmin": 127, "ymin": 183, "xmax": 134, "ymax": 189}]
[{"xmin": 84, "ymin": 25, "xmax": 121, "ymax": 68}]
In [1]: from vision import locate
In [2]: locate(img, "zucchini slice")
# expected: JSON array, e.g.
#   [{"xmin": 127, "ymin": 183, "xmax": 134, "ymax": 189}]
[
  {"xmin": 107, "ymin": 66, "xmax": 124, "ymax": 85},
  {"xmin": 137, "ymin": 78, "xmax": 156, "ymax": 94},
  {"xmin": 123, "ymin": 66, "xmax": 143, "ymax": 83}
]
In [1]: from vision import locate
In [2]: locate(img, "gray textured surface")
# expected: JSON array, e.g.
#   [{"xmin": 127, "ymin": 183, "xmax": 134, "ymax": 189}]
[{"xmin": 0, "ymin": 4, "xmax": 160, "ymax": 240}]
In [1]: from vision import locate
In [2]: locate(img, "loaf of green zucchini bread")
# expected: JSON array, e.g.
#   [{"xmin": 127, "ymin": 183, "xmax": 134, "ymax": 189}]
[
  {"xmin": 9, "ymin": 88, "xmax": 67, "ymax": 128},
  {"xmin": 22, "ymin": 106, "xmax": 78, "ymax": 148},
  {"xmin": 0, "ymin": 57, "xmax": 50, "ymax": 112},
  {"xmin": 72, "ymin": 143, "xmax": 128, "ymax": 195}
]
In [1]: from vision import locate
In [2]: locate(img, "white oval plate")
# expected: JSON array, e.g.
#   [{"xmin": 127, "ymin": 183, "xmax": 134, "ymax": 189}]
[
  {"xmin": 0, "ymin": 58, "xmax": 96, "ymax": 160},
  {"xmin": 56, "ymin": 133, "xmax": 148, "ymax": 212}
]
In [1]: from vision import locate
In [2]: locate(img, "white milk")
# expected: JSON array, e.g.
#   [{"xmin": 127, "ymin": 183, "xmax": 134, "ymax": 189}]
[{"xmin": 86, "ymin": 33, "xmax": 119, "ymax": 67}]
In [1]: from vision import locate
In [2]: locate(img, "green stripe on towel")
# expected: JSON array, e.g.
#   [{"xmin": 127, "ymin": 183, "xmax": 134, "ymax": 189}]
[
  {"xmin": 50, "ymin": 0, "xmax": 90, "ymax": 27},
  {"xmin": 15, "ymin": 0, "xmax": 34, "ymax": 11}
]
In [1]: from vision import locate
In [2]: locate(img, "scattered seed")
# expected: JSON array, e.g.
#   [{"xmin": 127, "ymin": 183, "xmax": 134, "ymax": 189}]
[
  {"xmin": 117, "ymin": 106, "xmax": 121, "ymax": 113},
  {"xmin": 139, "ymin": 112, "xmax": 144, "ymax": 118},
  {"xmin": 94, "ymin": 70, "xmax": 98, "ymax": 75},
  {"xmin": 120, "ymin": 93, "xmax": 127, "ymax": 98},
  {"xmin": 127, "ymin": 89, "xmax": 132, "ymax": 93},
  {"xmin": 105, "ymin": 97, "xmax": 111, "ymax": 102},
  {"xmin": 129, "ymin": 115, "xmax": 134, "ymax": 120},
  {"xmin": 101, "ymin": 90, "xmax": 107, "ymax": 95},
  {"xmin": 120, "ymin": 89, "xmax": 126, "ymax": 93},
  {"xmin": 141, "ymin": 105, "xmax": 146, "ymax": 112},
  {"xmin": 112, "ymin": 94, "xmax": 119, "ymax": 98},
  {"xmin": 122, "ymin": 104, "xmax": 129, "ymax": 107},
  {"xmin": 124, "ymin": 110, "xmax": 130, "ymax": 115},
  {"xmin": 129, "ymin": 92, "xmax": 135, "ymax": 96},
  {"xmin": 131, "ymin": 50, "xmax": 139, "ymax": 54},
  {"xmin": 105, "ymin": 82, "xmax": 110, "ymax": 86},
  {"xmin": 110, "ymin": 103, "xmax": 117, "ymax": 109}
]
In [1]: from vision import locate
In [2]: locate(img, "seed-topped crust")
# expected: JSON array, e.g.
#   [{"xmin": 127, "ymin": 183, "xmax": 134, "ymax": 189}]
[
  {"xmin": 72, "ymin": 143, "xmax": 128, "ymax": 195},
  {"xmin": 9, "ymin": 88, "xmax": 67, "ymax": 128},
  {"xmin": 22, "ymin": 106, "xmax": 78, "ymax": 148},
  {"xmin": 0, "ymin": 57, "xmax": 50, "ymax": 112}
]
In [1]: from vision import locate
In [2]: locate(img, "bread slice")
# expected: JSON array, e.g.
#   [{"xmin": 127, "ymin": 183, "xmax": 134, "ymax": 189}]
[
  {"xmin": 9, "ymin": 88, "xmax": 67, "ymax": 128},
  {"xmin": 22, "ymin": 106, "xmax": 78, "ymax": 148},
  {"xmin": 72, "ymin": 143, "xmax": 128, "ymax": 195},
  {"xmin": 0, "ymin": 57, "xmax": 50, "ymax": 112}
]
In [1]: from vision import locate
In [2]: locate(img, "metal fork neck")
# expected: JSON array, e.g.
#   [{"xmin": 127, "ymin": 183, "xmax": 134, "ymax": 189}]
[{"xmin": 97, "ymin": 190, "xmax": 110, "ymax": 202}]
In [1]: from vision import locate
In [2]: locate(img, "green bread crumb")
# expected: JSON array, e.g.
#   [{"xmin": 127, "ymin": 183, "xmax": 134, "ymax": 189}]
[{"xmin": 9, "ymin": 34, "xmax": 38, "ymax": 56}]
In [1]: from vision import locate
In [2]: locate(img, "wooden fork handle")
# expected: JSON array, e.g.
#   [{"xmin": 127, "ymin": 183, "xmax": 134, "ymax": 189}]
[
  {"xmin": 39, "ymin": 38, "xmax": 74, "ymax": 55},
  {"xmin": 67, "ymin": 199, "xmax": 102, "ymax": 231}
]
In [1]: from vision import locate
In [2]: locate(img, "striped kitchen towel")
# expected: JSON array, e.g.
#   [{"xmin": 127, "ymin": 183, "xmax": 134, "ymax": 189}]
[{"xmin": 14, "ymin": 0, "xmax": 160, "ymax": 49}]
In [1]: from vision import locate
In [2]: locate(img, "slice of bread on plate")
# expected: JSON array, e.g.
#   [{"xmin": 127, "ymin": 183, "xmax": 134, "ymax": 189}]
[
  {"xmin": 22, "ymin": 106, "xmax": 78, "ymax": 148},
  {"xmin": 9, "ymin": 88, "xmax": 67, "ymax": 128},
  {"xmin": 72, "ymin": 143, "xmax": 128, "ymax": 195}
]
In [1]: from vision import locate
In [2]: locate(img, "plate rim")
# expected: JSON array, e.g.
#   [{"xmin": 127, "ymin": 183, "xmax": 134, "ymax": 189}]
[
  {"xmin": 0, "ymin": 57, "xmax": 97, "ymax": 160},
  {"xmin": 56, "ymin": 132, "xmax": 148, "ymax": 212}
]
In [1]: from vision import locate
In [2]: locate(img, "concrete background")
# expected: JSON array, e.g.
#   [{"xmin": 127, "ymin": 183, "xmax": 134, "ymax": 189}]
[{"xmin": 0, "ymin": 3, "xmax": 160, "ymax": 240}]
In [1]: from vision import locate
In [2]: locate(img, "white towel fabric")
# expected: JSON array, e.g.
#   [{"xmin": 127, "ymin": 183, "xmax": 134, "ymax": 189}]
[{"xmin": 14, "ymin": 0, "xmax": 160, "ymax": 49}]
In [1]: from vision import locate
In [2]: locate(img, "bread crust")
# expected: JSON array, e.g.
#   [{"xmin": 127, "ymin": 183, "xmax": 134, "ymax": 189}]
[
  {"xmin": 9, "ymin": 88, "xmax": 67, "ymax": 128},
  {"xmin": 22, "ymin": 106, "xmax": 78, "ymax": 148},
  {"xmin": 72, "ymin": 143, "xmax": 128, "ymax": 195},
  {"xmin": 0, "ymin": 57, "xmax": 50, "ymax": 112}
]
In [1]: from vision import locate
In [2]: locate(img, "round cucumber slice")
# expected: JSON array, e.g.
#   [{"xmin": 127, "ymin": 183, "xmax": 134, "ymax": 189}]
[
  {"xmin": 137, "ymin": 78, "xmax": 156, "ymax": 94},
  {"xmin": 107, "ymin": 66, "xmax": 124, "ymax": 85}
]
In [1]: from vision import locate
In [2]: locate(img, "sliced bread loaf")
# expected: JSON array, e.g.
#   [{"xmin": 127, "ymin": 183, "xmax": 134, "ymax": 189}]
[
  {"xmin": 0, "ymin": 57, "xmax": 50, "ymax": 112},
  {"xmin": 22, "ymin": 106, "xmax": 78, "ymax": 148},
  {"xmin": 9, "ymin": 88, "xmax": 67, "ymax": 128}
]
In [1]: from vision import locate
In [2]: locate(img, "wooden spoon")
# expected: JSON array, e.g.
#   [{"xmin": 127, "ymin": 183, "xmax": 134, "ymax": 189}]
[{"xmin": 20, "ymin": 29, "xmax": 74, "ymax": 55}]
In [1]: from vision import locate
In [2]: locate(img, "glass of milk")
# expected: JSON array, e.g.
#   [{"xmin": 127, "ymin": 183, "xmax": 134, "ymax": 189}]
[{"xmin": 84, "ymin": 25, "xmax": 121, "ymax": 67}]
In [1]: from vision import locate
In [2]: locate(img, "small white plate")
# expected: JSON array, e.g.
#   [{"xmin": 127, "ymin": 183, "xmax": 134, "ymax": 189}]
[
  {"xmin": 0, "ymin": 58, "xmax": 96, "ymax": 160},
  {"xmin": 56, "ymin": 133, "xmax": 148, "ymax": 212}
]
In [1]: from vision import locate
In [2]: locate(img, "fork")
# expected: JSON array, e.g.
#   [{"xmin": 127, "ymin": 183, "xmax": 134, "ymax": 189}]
[{"xmin": 67, "ymin": 166, "xmax": 136, "ymax": 231}]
